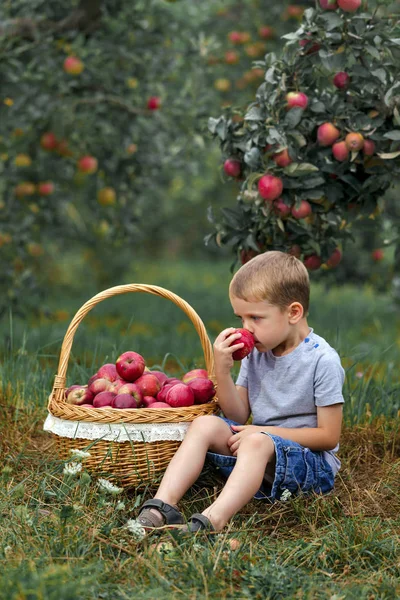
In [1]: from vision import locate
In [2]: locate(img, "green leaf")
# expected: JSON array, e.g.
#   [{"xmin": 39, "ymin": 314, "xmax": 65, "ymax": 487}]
[
  {"xmin": 378, "ymin": 151, "xmax": 400, "ymax": 159},
  {"xmin": 302, "ymin": 176, "xmax": 325, "ymax": 189},
  {"xmin": 383, "ymin": 131, "xmax": 400, "ymax": 141},
  {"xmin": 371, "ymin": 68, "xmax": 387, "ymax": 85},
  {"xmin": 319, "ymin": 13, "xmax": 343, "ymax": 32},
  {"xmin": 283, "ymin": 163, "xmax": 319, "ymax": 177},
  {"xmin": 284, "ymin": 108, "xmax": 304, "ymax": 129},
  {"xmin": 245, "ymin": 107, "xmax": 264, "ymax": 121},
  {"xmin": 310, "ymin": 102, "xmax": 326, "ymax": 114},
  {"xmin": 244, "ymin": 148, "xmax": 261, "ymax": 168}
]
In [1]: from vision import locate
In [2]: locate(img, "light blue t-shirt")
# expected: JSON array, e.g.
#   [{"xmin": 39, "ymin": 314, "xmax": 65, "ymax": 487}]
[{"xmin": 236, "ymin": 328, "xmax": 345, "ymax": 474}]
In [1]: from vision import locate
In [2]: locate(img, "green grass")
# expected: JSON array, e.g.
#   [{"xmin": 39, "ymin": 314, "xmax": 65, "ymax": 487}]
[{"xmin": 0, "ymin": 259, "xmax": 399, "ymax": 598}]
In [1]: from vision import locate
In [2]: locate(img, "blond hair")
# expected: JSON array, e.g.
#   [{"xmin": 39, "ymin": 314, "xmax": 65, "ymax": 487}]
[{"xmin": 229, "ymin": 251, "xmax": 310, "ymax": 313}]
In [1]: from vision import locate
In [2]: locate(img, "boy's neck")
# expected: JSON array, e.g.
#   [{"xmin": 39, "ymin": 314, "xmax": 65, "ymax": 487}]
[{"xmin": 271, "ymin": 319, "xmax": 310, "ymax": 357}]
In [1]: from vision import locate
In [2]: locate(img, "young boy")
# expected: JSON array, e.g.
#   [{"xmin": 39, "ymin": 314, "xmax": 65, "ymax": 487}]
[{"xmin": 137, "ymin": 251, "xmax": 345, "ymax": 532}]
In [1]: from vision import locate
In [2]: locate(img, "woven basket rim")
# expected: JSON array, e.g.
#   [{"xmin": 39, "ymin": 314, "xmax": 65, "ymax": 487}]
[{"xmin": 48, "ymin": 283, "xmax": 218, "ymax": 424}]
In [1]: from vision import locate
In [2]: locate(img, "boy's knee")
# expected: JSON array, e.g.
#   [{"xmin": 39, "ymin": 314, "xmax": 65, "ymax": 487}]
[
  {"xmin": 188, "ymin": 415, "xmax": 225, "ymax": 435},
  {"xmin": 238, "ymin": 432, "xmax": 275, "ymax": 457}
]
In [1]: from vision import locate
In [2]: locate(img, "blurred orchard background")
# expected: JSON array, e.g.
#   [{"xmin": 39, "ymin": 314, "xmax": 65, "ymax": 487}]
[{"xmin": 1, "ymin": 2, "xmax": 400, "ymax": 597}]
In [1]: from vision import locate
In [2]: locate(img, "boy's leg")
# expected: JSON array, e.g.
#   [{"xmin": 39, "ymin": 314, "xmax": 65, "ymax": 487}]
[
  {"xmin": 200, "ymin": 433, "xmax": 275, "ymax": 531},
  {"xmin": 142, "ymin": 415, "xmax": 233, "ymax": 522}
]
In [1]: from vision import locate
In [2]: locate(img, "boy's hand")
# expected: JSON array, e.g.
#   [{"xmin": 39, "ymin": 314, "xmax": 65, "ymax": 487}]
[
  {"xmin": 214, "ymin": 328, "xmax": 244, "ymax": 375},
  {"xmin": 228, "ymin": 425, "xmax": 266, "ymax": 456}
]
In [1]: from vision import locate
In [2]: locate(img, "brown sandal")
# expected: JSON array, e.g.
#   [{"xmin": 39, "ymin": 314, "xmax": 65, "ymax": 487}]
[{"xmin": 137, "ymin": 499, "xmax": 185, "ymax": 529}]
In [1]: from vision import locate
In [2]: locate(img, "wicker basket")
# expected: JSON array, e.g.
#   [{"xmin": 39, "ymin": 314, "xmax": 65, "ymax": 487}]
[{"xmin": 46, "ymin": 283, "xmax": 219, "ymax": 487}]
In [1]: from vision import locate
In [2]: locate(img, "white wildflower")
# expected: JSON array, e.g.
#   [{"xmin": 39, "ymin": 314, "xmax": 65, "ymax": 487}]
[
  {"xmin": 192, "ymin": 543, "xmax": 203, "ymax": 552},
  {"xmin": 125, "ymin": 519, "xmax": 146, "ymax": 541},
  {"xmin": 356, "ymin": 371, "xmax": 364, "ymax": 379},
  {"xmin": 116, "ymin": 501, "xmax": 125, "ymax": 511},
  {"xmin": 4, "ymin": 546, "xmax": 13, "ymax": 558},
  {"xmin": 98, "ymin": 478, "xmax": 123, "ymax": 495},
  {"xmin": 70, "ymin": 449, "xmax": 91, "ymax": 459},
  {"xmin": 63, "ymin": 461, "xmax": 82, "ymax": 476},
  {"xmin": 280, "ymin": 489, "xmax": 292, "ymax": 502}
]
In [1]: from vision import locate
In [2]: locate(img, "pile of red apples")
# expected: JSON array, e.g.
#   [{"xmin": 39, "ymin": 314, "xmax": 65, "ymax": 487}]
[{"xmin": 65, "ymin": 351, "xmax": 216, "ymax": 410}]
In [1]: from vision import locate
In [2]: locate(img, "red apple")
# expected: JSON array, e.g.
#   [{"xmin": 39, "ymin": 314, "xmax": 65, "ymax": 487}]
[
  {"xmin": 225, "ymin": 51, "xmax": 239, "ymax": 64},
  {"xmin": 345, "ymin": 132, "xmax": 364, "ymax": 151},
  {"xmin": 273, "ymin": 149, "xmax": 292, "ymax": 167},
  {"xmin": 93, "ymin": 391, "xmax": 116, "ymax": 407},
  {"xmin": 112, "ymin": 393, "xmax": 139, "ymax": 409},
  {"xmin": 134, "ymin": 373, "xmax": 161, "ymax": 398},
  {"xmin": 97, "ymin": 363, "xmax": 119, "ymax": 382},
  {"xmin": 89, "ymin": 378, "xmax": 112, "ymax": 396},
  {"xmin": 142, "ymin": 396, "xmax": 158, "ymax": 408},
  {"xmin": 304, "ymin": 255, "xmax": 322, "ymax": 270},
  {"xmin": 223, "ymin": 159, "xmax": 241, "ymax": 178},
  {"xmin": 372, "ymin": 249, "xmax": 384, "ymax": 262},
  {"xmin": 77, "ymin": 155, "xmax": 98, "ymax": 174},
  {"xmin": 187, "ymin": 378, "xmax": 216, "ymax": 404},
  {"xmin": 149, "ymin": 401, "xmax": 171, "ymax": 409},
  {"xmin": 147, "ymin": 96, "xmax": 161, "ymax": 110},
  {"xmin": 66, "ymin": 386, "xmax": 94, "ymax": 405},
  {"xmin": 273, "ymin": 199, "xmax": 291, "ymax": 218},
  {"xmin": 116, "ymin": 351, "xmax": 145, "ymax": 381},
  {"xmin": 326, "ymin": 248, "xmax": 342, "ymax": 268},
  {"xmin": 332, "ymin": 141, "xmax": 349, "ymax": 161},
  {"xmin": 108, "ymin": 379, "xmax": 124, "ymax": 394},
  {"xmin": 63, "ymin": 56, "xmax": 84, "ymax": 75},
  {"xmin": 333, "ymin": 72, "xmax": 350, "ymax": 89},
  {"xmin": 228, "ymin": 31, "xmax": 242, "ymax": 44},
  {"xmin": 165, "ymin": 383, "xmax": 195, "ymax": 408},
  {"xmin": 230, "ymin": 329, "xmax": 255, "ymax": 361},
  {"xmin": 182, "ymin": 369, "xmax": 208, "ymax": 383},
  {"xmin": 88, "ymin": 373, "xmax": 99, "ymax": 387},
  {"xmin": 362, "ymin": 139, "xmax": 375, "ymax": 156},
  {"xmin": 149, "ymin": 371, "xmax": 169, "ymax": 385},
  {"xmin": 157, "ymin": 382, "xmax": 179, "ymax": 403},
  {"xmin": 320, "ymin": 0, "xmax": 338, "ymax": 9},
  {"xmin": 37, "ymin": 182, "xmax": 54, "ymax": 196},
  {"xmin": 258, "ymin": 26, "xmax": 274, "ymax": 39},
  {"xmin": 118, "ymin": 383, "xmax": 143, "ymax": 407},
  {"xmin": 258, "ymin": 174, "xmax": 283, "ymax": 202},
  {"xmin": 40, "ymin": 132, "xmax": 58, "ymax": 151},
  {"xmin": 317, "ymin": 123, "xmax": 340, "ymax": 146},
  {"xmin": 291, "ymin": 200, "xmax": 312, "ymax": 220},
  {"xmin": 286, "ymin": 92, "xmax": 308, "ymax": 110},
  {"xmin": 65, "ymin": 384, "xmax": 81, "ymax": 397},
  {"xmin": 338, "ymin": 0, "xmax": 361, "ymax": 11}
]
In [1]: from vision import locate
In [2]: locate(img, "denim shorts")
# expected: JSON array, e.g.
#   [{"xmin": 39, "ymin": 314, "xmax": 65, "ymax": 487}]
[{"xmin": 205, "ymin": 416, "xmax": 335, "ymax": 501}]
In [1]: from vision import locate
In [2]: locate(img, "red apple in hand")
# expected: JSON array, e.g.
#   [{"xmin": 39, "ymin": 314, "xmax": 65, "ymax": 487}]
[
  {"xmin": 230, "ymin": 329, "xmax": 255, "ymax": 360},
  {"xmin": 116, "ymin": 351, "xmax": 146, "ymax": 381},
  {"xmin": 182, "ymin": 369, "xmax": 208, "ymax": 383},
  {"xmin": 165, "ymin": 383, "xmax": 195, "ymax": 408}
]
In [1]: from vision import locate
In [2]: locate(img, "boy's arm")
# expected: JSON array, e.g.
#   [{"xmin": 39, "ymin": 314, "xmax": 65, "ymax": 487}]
[
  {"xmin": 230, "ymin": 404, "xmax": 343, "ymax": 452},
  {"xmin": 214, "ymin": 327, "xmax": 251, "ymax": 424}
]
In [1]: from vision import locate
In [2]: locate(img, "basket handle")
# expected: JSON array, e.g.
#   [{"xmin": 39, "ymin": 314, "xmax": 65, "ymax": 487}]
[{"xmin": 49, "ymin": 284, "xmax": 215, "ymax": 406}]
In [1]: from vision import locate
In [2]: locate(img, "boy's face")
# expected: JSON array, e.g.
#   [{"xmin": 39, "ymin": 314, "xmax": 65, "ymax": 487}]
[{"xmin": 230, "ymin": 295, "xmax": 296, "ymax": 354}]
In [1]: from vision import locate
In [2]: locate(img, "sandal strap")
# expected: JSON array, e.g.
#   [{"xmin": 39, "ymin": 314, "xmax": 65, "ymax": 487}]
[
  {"xmin": 188, "ymin": 513, "xmax": 214, "ymax": 531},
  {"xmin": 140, "ymin": 499, "xmax": 184, "ymax": 525}
]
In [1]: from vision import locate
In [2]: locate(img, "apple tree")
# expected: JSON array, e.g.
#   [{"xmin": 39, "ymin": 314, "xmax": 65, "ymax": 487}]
[
  {"xmin": 0, "ymin": 0, "xmax": 315, "ymax": 315},
  {"xmin": 207, "ymin": 0, "xmax": 400, "ymax": 272}
]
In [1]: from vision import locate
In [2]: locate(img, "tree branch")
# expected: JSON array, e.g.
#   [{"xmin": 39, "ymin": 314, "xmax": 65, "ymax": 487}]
[{"xmin": 72, "ymin": 95, "xmax": 149, "ymax": 116}]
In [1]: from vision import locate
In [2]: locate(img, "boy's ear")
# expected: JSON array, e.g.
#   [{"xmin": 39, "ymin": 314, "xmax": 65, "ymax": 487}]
[{"xmin": 288, "ymin": 302, "xmax": 304, "ymax": 323}]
